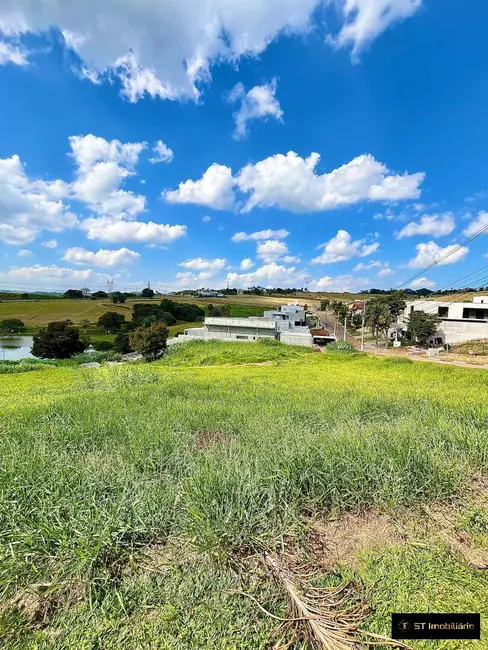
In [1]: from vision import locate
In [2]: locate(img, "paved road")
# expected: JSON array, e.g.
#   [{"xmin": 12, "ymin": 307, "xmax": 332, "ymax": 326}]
[{"xmin": 313, "ymin": 309, "xmax": 488, "ymax": 370}]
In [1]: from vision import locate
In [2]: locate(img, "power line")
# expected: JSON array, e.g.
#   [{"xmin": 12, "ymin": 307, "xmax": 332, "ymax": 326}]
[{"xmin": 399, "ymin": 220, "xmax": 488, "ymax": 289}]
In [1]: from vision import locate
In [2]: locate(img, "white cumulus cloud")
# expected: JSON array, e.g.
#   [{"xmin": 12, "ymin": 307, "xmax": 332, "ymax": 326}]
[
  {"xmin": 226, "ymin": 263, "xmax": 307, "ymax": 289},
  {"xmin": 164, "ymin": 163, "xmax": 234, "ymax": 209},
  {"xmin": 41, "ymin": 239, "xmax": 58, "ymax": 248},
  {"xmin": 179, "ymin": 257, "xmax": 227, "ymax": 272},
  {"xmin": 330, "ymin": 0, "xmax": 423, "ymax": 59},
  {"xmin": 0, "ymin": 1, "xmax": 420, "ymax": 98},
  {"xmin": 232, "ymin": 229, "xmax": 289, "ymax": 242},
  {"xmin": 309, "ymin": 274, "xmax": 368, "ymax": 293},
  {"xmin": 463, "ymin": 211, "xmax": 488, "ymax": 237},
  {"xmin": 312, "ymin": 229, "xmax": 379, "ymax": 264},
  {"xmin": 150, "ymin": 140, "xmax": 174, "ymax": 164},
  {"xmin": 256, "ymin": 239, "xmax": 290, "ymax": 263},
  {"xmin": 236, "ymin": 152, "xmax": 424, "ymax": 213},
  {"xmin": 396, "ymin": 212, "xmax": 455, "ymax": 238},
  {"xmin": 410, "ymin": 276, "xmax": 436, "ymax": 289},
  {"xmin": 63, "ymin": 246, "xmax": 140, "ymax": 267},
  {"xmin": 0, "ymin": 264, "xmax": 111, "ymax": 290},
  {"xmin": 17, "ymin": 249, "xmax": 33, "ymax": 257},
  {"xmin": 165, "ymin": 151, "xmax": 424, "ymax": 214},
  {"xmin": 407, "ymin": 241, "xmax": 469, "ymax": 268},
  {"xmin": 240, "ymin": 258, "xmax": 255, "ymax": 270},
  {"xmin": 80, "ymin": 217, "xmax": 187, "ymax": 245},
  {"xmin": 230, "ymin": 78, "xmax": 283, "ymax": 139},
  {"xmin": 0, "ymin": 154, "xmax": 77, "ymax": 244}
]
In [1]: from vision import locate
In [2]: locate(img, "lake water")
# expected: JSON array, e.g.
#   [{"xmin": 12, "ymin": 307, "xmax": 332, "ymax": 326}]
[{"xmin": 0, "ymin": 336, "xmax": 35, "ymax": 361}]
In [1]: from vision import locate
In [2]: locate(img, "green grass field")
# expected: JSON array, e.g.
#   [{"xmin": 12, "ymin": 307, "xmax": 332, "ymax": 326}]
[
  {"xmin": 1, "ymin": 342, "xmax": 487, "ymax": 648},
  {"xmin": 0, "ymin": 298, "xmax": 269, "ymax": 329}
]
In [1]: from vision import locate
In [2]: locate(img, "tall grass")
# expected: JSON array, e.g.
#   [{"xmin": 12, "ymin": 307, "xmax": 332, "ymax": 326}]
[{"xmin": 1, "ymin": 345, "xmax": 488, "ymax": 646}]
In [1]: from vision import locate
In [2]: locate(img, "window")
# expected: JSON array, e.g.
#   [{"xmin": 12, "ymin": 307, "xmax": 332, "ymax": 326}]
[
  {"xmin": 475, "ymin": 310, "xmax": 485, "ymax": 320},
  {"xmin": 438, "ymin": 306, "xmax": 449, "ymax": 318},
  {"xmin": 463, "ymin": 308, "xmax": 471, "ymax": 319}
]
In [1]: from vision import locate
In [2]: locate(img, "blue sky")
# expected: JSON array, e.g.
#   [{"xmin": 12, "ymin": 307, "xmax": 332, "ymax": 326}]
[{"xmin": 0, "ymin": 0, "xmax": 487, "ymax": 293}]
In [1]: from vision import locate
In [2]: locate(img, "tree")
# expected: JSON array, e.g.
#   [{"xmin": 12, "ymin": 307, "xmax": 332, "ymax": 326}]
[
  {"xmin": 384, "ymin": 291, "xmax": 407, "ymax": 317},
  {"xmin": 207, "ymin": 304, "xmax": 214, "ymax": 314},
  {"xmin": 32, "ymin": 321, "xmax": 87, "ymax": 359},
  {"xmin": 97, "ymin": 312, "xmax": 126, "ymax": 333},
  {"xmin": 141, "ymin": 287, "xmax": 155, "ymax": 299},
  {"xmin": 320, "ymin": 299, "xmax": 330, "ymax": 311},
  {"xmin": 0, "ymin": 318, "xmax": 25, "ymax": 333},
  {"xmin": 407, "ymin": 310, "xmax": 441, "ymax": 347},
  {"xmin": 113, "ymin": 333, "xmax": 133, "ymax": 354},
  {"xmin": 129, "ymin": 322, "xmax": 168, "ymax": 360},
  {"xmin": 91, "ymin": 290, "xmax": 108, "ymax": 299},
  {"xmin": 220, "ymin": 304, "xmax": 232, "ymax": 317},
  {"xmin": 64, "ymin": 289, "xmax": 84, "ymax": 300},
  {"xmin": 365, "ymin": 300, "xmax": 394, "ymax": 345},
  {"xmin": 331, "ymin": 301, "xmax": 348, "ymax": 319},
  {"xmin": 111, "ymin": 292, "xmax": 126, "ymax": 304},
  {"xmin": 160, "ymin": 311, "xmax": 177, "ymax": 326}
]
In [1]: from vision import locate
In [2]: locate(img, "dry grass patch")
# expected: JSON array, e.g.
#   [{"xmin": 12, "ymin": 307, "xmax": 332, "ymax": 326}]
[{"xmin": 307, "ymin": 511, "xmax": 407, "ymax": 569}]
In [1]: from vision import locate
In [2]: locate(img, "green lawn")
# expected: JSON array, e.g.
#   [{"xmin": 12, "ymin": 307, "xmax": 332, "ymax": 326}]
[{"xmin": 1, "ymin": 344, "xmax": 487, "ymax": 648}]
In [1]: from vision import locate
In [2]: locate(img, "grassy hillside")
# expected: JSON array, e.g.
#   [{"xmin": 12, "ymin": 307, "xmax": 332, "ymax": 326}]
[
  {"xmin": 1, "ymin": 343, "xmax": 487, "ymax": 648},
  {"xmin": 0, "ymin": 298, "xmax": 268, "ymax": 329}
]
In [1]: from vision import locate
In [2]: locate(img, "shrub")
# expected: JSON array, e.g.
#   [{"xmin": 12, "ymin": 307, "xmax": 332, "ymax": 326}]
[
  {"xmin": 71, "ymin": 350, "xmax": 122, "ymax": 364},
  {"xmin": 113, "ymin": 333, "xmax": 133, "ymax": 354},
  {"xmin": 32, "ymin": 321, "xmax": 87, "ymax": 359},
  {"xmin": 91, "ymin": 340, "xmax": 114, "ymax": 352},
  {"xmin": 259, "ymin": 337, "xmax": 281, "ymax": 346},
  {"xmin": 0, "ymin": 359, "xmax": 56, "ymax": 374},
  {"xmin": 129, "ymin": 322, "xmax": 168, "ymax": 360},
  {"xmin": 326, "ymin": 340, "xmax": 356, "ymax": 352},
  {"xmin": 0, "ymin": 318, "xmax": 25, "ymax": 333}
]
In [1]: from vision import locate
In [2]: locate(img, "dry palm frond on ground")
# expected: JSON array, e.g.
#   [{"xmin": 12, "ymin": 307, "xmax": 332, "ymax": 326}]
[{"xmin": 232, "ymin": 553, "xmax": 412, "ymax": 650}]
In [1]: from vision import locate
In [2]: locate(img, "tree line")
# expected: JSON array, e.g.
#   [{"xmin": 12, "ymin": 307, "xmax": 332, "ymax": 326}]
[{"xmin": 321, "ymin": 292, "xmax": 442, "ymax": 347}]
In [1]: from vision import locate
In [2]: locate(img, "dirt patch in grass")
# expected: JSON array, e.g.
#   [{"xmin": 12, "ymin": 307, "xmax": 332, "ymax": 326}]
[
  {"xmin": 195, "ymin": 429, "xmax": 228, "ymax": 450},
  {"xmin": 307, "ymin": 511, "xmax": 406, "ymax": 569},
  {"xmin": 6, "ymin": 581, "xmax": 85, "ymax": 629},
  {"xmin": 307, "ymin": 478, "xmax": 488, "ymax": 570}
]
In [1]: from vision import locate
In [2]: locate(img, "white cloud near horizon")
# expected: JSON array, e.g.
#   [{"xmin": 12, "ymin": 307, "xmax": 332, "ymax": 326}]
[
  {"xmin": 312, "ymin": 229, "xmax": 379, "ymax": 264},
  {"xmin": 410, "ymin": 276, "xmax": 436, "ymax": 289},
  {"xmin": 0, "ymin": 264, "xmax": 112, "ymax": 289},
  {"xmin": 0, "ymin": 1, "xmax": 421, "ymax": 98}
]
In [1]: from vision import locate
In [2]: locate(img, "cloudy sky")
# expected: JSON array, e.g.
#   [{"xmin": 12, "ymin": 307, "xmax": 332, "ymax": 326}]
[{"xmin": 0, "ymin": 0, "xmax": 487, "ymax": 293}]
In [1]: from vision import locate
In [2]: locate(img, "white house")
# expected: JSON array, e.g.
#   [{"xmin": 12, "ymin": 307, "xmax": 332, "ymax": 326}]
[
  {"xmin": 183, "ymin": 317, "xmax": 277, "ymax": 342},
  {"xmin": 180, "ymin": 304, "xmax": 313, "ymax": 346},
  {"xmin": 397, "ymin": 297, "xmax": 488, "ymax": 345}
]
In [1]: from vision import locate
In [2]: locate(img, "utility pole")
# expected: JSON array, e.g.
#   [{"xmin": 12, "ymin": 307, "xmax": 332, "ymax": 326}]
[
  {"xmin": 361, "ymin": 302, "xmax": 366, "ymax": 352},
  {"xmin": 343, "ymin": 313, "xmax": 347, "ymax": 341}
]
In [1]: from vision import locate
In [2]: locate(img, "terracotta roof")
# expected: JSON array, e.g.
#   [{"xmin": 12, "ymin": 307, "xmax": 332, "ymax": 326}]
[{"xmin": 311, "ymin": 329, "xmax": 332, "ymax": 336}]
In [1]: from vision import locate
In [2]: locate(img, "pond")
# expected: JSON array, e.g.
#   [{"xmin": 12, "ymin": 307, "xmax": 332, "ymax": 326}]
[{"xmin": 0, "ymin": 336, "xmax": 35, "ymax": 361}]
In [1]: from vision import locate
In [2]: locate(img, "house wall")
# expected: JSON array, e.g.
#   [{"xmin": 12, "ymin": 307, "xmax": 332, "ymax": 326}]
[
  {"xmin": 279, "ymin": 332, "xmax": 313, "ymax": 347},
  {"xmin": 400, "ymin": 300, "xmax": 488, "ymax": 344}
]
